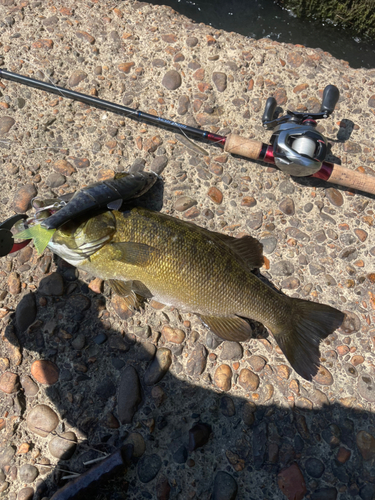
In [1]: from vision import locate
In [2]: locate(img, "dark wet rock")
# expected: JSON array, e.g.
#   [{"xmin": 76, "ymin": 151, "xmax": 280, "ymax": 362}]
[
  {"xmin": 242, "ymin": 401, "xmax": 256, "ymax": 426},
  {"xmin": 358, "ymin": 374, "xmax": 375, "ymax": 402},
  {"xmin": 19, "ymin": 464, "xmax": 38, "ymax": 483},
  {"xmin": 96, "ymin": 378, "xmax": 116, "ymax": 401},
  {"xmin": 220, "ymin": 341, "xmax": 243, "ymax": 361},
  {"xmin": 118, "ymin": 366, "xmax": 141, "ymax": 424},
  {"xmin": 150, "ymin": 155, "xmax": 168, "ymax": 174},
  {"xmin": 12, "ymin": 184, "xmax": 37, "ymax": 213},
  {"xmin": 38, "ymin": 272, "xmax": 64, "ymax": 296},
  {"xmin": 144, "ymin": 348, "xmax": 172, "ymax": 385},
  {"xmin": 360, "ymin": 483, "xmax": 375, "ymax": 500},
  {"xmin": 20, "ymin": 375, "xmax": 39, "ymax": 397},
  {"xmin": 16, "ymin": 293, "xmax": 36, "ymax": 333},
  {"xmin": 173, "ymin": 445, "xmax": 188, "ymax": 464},
  {"xmin": 322, "ymin": 424, "xmax": 341, "ymax": 448},
  {"xmin": 305, "ymin": 457, "xmax": 325, "ymax": 478},
  {"xmin": 272, "ymin": 261, "xmax": 294, "ymax": 276},
  {"xmin": 26, "ymin": 404, "xmax": 59, "ymax": 437},
  {"xmin": 125, "ymin": 432, "xmax": 146, "ymax": 458},
  {"xmin": 260, "ymin": 236, "xmax": 277, "ymax": 254},
  {"xmin": 246, "ymin": 211, "xmax": 263, "ymax": 230},
  {"xmin": 132, "ymin": 342, "xmax": 156, "ymax": 362},
  {"xmin": 72, "ymin": 333, "xmax": 86, "ymax": 350},
  {"xmin": 212, "ymin": 471, "xmax": 238, "ymax": 500},
  {"xmin": 186, "ymin": 343, "xmax": 207, "ymax": 377},
  {"xmin": 162, "ymin": 70, "xmax": 182, "ymax": 90},
  {"xmin": 137, "ymin": 454, "xmax": 162, "ymax": 483},
  {"xmin": 48, "ymin": 431, "xmax": 77, "ymax": 459},
  {"xmin": 212, "ymin": 72, "xmax": 227, "ymax": 92},
  {"xmin": 0, "ymin": 445, "xmax": 15, "ymax": 468},
  {"xmin": 205, "ymin": 331, "xmax": 223, "ymax": 349},
  {"xmin": 220, "ymin": 396, "xmax": 236, "ymax": 417},
  {"xmin": 0, "ymin": 116, "xmax": 15, "ymax": 135},
  {"xmin": 188, "ymin": 423, "xmax": 212, "ymax": 451},
  {"xmin": 277, "ymin": 462, "xmax": 306, "ymax": 500},
  {"xmin": 279, "ymin": 197, "xmax": 295, "ymax": 215},
  {"xmin": 311, "ymin": 487, "xmax": 338, "ymax": 500}
]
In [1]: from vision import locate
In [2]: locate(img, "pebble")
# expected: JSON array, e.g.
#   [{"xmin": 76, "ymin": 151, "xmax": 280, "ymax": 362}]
[
  {"xmin": 188, "ymin": 423, "xmax": 212, "ymax": 451},
  {"xmin": 214, "ymin": 364, "xmax": 232, "ymax": 391},
  {"xmin": 30, "ymin": 360, "xmax": 59, "ymax": 385},
  {"xmin": 137, "ymin": 454, "xmax": 162, "ymax": 483},
  {"xmin": 212, "ymin": 471, "xmax": 238, "ymax": 500},
  {"xmin": 311, "ymin": 487, "xmax": 338, "ymax": 500},
  {"xmin": 26, "ymin": 404, "xmax": 59, "ymax": 437},
  {"xmin": 17, "ymin": 487, "xmax": 34, "ymax": 500},
  {"xmin": 220, "ymin": 396, "xmax": 236, "ymax": 417},
  {"xmin": 173, "ymin": 445, "xmax": 188, "ymax": 464},
  {"xmin": 38, "ymin": 272, "xmax": 64, "ymax": 296},
  {"xmin": 272, "ymin": 260, "xmax": 294, "ymax": 276},
  {"xmin": 277, "ymin": 462, "xmax": 306, "ymax": 500},
  {"xmin": 356, "ymin": 430, "xmax": 375, "ymax": 460},
  {"xmin": 12, "ymin": 184, "xmax": 37, "ymax": 213},
  {"xmin": 312, "ymin": 365, "xmax": 333, "ymax": 385},
  {"xmin": 339, "ymin": 311, "xmax": 360, "ymax": 334},
  {"xmin": 220, "ymin": 341, "xmax": 243, "ymax": 361},
  {"xmin": 47, "ymin": 173, "xmax": 66, "ymax": 188},
  {"xmin": 111, "ymin": 295, "xmax": 134, "ymax": 320},
  {"xmin": 117, "ymin": 366, "xmax": 142, "ymax": 424},
  {"xmin": 325, "ymin": 188, "xmax": 343, "ymax": 206},
  {"xmin": 205, "ymin": 331, "xmax": 222, "ymax": 349},
  {"xmin": 279, "ymin": 197, "xmax": 295, "ymax": 215},
  {"xmin": 0, "ymin": 116, "xmax": 15, "ymax": 135},
  {"xmin": 207, "ymin": 186, "xmax": 223, "ymax": 204},
  {"xmin": 0, "ymin": 372, "xmax": 20, "ymax": 394},
  {"xmin": 186, "ymin": 343, "xmax": 207, "ymax": 376},
  {"xmin": 68, "ymin": 70, "xmax": 88, "ymax": 86},
  {"xmin": 305, "ymin": 457, "xmax": 325, "ymax": 478},
  {"xmin": 18, "ymin": 464, "xmax": 38, "ymax": 483},
  {"xmin": 212, "ymin": 72, "xmax": 227, "ymax": 92},
  {"xmin": 238, "ymin": 368, "xmax": 259, "ymax": 392},
  {"xmin": 174, "ymin": 196, "xmax": 197, "ymax": 212},
  {"xmin": 162, "ymin": 70, "xmax": 182, "ymax": 90},
  {"xmin": 161, "ymin": 326, "xmax": 185, "ymax": 343},
  {"xmin": 279, "ymin": 180, "xmax": 295, "ymax": 194},
  {"xmin": 48, "ymin": 431, "xmax": 77, "ymax": 460},
  {"xmin": 150, "ymin": 155, "xmax": 168, "ymax": 174},
  {"xmin": 177, "ymin": 95, "xmax": 190, "ymax": 115},
  {"xmin": 260, "ymin": 236, "xmax": 277, "ymax": 254},
  {"xmin": 156, "ymin": 476, "xmax": 171, "ymax": 500},
  {"xmin": 125, "ymin": 432, "xmax": 146, "ymax": 458},
  {"xmin": 242, "ymin": 401, "xmax": 256, "ymax": 426},
  {"xmin": 8, "ymin": 272, "xmax": 21, "ymax": 295},
  {"xmin": 0, "ymin": 446, "xmax": 15, "ymax": 468},
  {"xmin": 144, "ymin": 348, "xmax": 172, "ymax": 385},
  {"xmin": 358, "ymin": 374, "xmax": 375, "ymax": 402},
  {"xmin": 133, "ymin": 326, "xmax": 150, "ymax": 340},
  {"xmin": 72, "ymin": 333, "xmax": 86, "ymax": 350},
  {"xmin": 248, "ymin": 355, "xmax": 266, "ymax": 372}
]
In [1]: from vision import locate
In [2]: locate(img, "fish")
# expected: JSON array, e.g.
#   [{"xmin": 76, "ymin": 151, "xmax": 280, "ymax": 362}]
[{"xmin": 46, "ymin": 206, "xmax": 344, "ymax": 381}]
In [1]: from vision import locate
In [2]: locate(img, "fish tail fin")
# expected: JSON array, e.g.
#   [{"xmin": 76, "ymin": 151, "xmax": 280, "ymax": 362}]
[{"xmin": 273, "ymin": 298, "xmax": 345, "ymax": 380}]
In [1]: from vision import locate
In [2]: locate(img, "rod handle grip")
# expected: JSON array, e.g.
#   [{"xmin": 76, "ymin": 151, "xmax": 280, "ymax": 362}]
[
  {"xmin": 224, "ymin": 134, "xmax": 263, "ymax": 159},
  {"xmin": 328, "ymin": 164, "xmax": 375, "ymax": 195}
]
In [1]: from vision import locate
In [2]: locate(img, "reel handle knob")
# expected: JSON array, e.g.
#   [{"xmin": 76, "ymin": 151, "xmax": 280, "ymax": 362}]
[
  {"xmin": 262, "ymin": 97, "xmax": 277, "ymax": 125},
  {"xmin": 320, "ymin": 85, "xmax": 340, "ymax": 116}
]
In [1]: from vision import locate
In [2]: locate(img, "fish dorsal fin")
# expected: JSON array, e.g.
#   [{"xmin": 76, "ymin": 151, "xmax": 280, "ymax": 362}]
[
  {"xmin": 108, "ymin": 279, "xmax": 145, "ymax": 309},
  {"xmin": 199, "ymin": 314, "xmax": 252, "ymax": 342},
  {"xmin": 110, "ymin": 242, "xmax": 159, "ymax": 267},
  {"xmin": 214, "ymin": 234, "xmax": 264, "ymax": 270}
]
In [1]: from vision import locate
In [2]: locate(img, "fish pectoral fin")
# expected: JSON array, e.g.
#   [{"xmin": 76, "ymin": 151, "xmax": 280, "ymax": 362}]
[
  {"xmin": 132, "ymin": 280, "xmax": 153, "ymax": 299},
  {"xmin": 199, "ymin": 314, "xmax": 252, "ymax": 342},
  {"xmin": 214, "ymin": 234, "xmax": 264, "ymax": 270},
  {"xmin": 108, "ymin": 279, "xmax": 145, "ymax": 309},
  {"xmin": 110, "ymin": 242, "xmax": 159, "ymax": 267}
]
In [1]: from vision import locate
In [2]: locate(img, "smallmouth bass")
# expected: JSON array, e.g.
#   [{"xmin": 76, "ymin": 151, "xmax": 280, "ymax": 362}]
[{"xmin": 47, "ymin": 207, "xmax": 344, "ymax": 380}]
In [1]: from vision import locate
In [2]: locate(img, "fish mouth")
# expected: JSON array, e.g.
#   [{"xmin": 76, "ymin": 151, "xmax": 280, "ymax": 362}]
[{"xmin": 47, "ymin": 233, "xmax": 113, "ymax": 266}]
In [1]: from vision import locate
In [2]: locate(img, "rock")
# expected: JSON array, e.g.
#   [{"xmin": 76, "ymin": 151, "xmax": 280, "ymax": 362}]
[
  {"xmin": 137, "ymin": 454, "xmax": 162, "ymax": 483},
  {"xmin": 18, "ymin": 464, "xmax": 38, "ymax": 483},
  {"xmin": 214, "ymin": 364, "xmax": 232, "ymax": 391},
  {"xmin": 277, "ymin": 462, "xmax": 306, "ymax": 500},
  {"xmin": 162, "ymin": 70, "xmax": 182, "ymax": 90},
  {"xmin": 313, "ymin": 365, "xmax": 333, "ymax": 385},
  {"xmin": 111, "ymin": 295, "xmax": 134, "ymax": 320},
  {"xmin": 205, "ymin": 331, "xmax": 223, "ymax": 349},
  {"xmin": 260, "ymin": 236, "xmax": 277, "ymax": 254},
  {"xmin": 72, "ymin": 333, "xmax": 86, "ymax": 350},
  {"xmin": 48, "ymin": 431, "xmax": 77, "ymax": 460},
  {"xmin": 212, "ymin": 72, "xmax": 227, "ymax": 92},
  {"xmin": 150, "ymin": 155, "xmax": 168, "ymax": 174},
  {"xmin": 16, "ymin": 293, "xmax": 37, "ymax": 332},
  {"xmin": 133, "ymin": 326, "xmax": 151, "ymax": 340},
  {"xmin": 47, "ymin": 173, "xmax": 66, "ymax": 188},
  {"xmin": 279, "ymin": 180, "xmax": 295, "ymax": 194},
  {"xmin": 156, "ymin": 476, "xmax": 171, "ymax": 500},
  {"xmin": 356, "ymin": 430, "xmax": 375, "ymax": 460},
  {"xmin": 20, "ymin": 375, "xmax": 39, "ymax": 397},
  {"xmin": 239, "ymin": 368, "xmax": 259, "ymax": 392},
  {"xmin": 30, "ymin": 360, "xmax": 59, "ymax": 385},
  {"xmin": 177, "ymin": 95, "xmax": 190, "ymax": 115},
  {"xmin": 38, "ymin": 272, "xmax": 64, "ymax": 296},
  {"xmin": 325, "ymin": 188, "xmax": 343, "ymax": 206},
  {"xmin": 12, "ymin": 184, "xmax": 37, "ymax": 213},
  {"xmin": 188, "ymin": 423, "xmax": 212, "ymax": 451},
  {"xmin": 17, "ymin": 487, "xmax": 34, "ymax": 500},
  {"xmin": 186, "ymin": 36, "xmax": 198, "ymax": 47},
  {"xmin": 305, "ymin": 457, "xmax": 325, "ymax": 478},
  {"xmin": 174, "ymin": 196, "xmax": 197, "ymax": 212},
  {"xmin": 96, "ymin": 378, "xmax": 116, "ymax": 401},
  {"xmin": 272, "ymin": 261, "xmax": 294, "ymax": 276},
  {"xmin": 0, "ymin": 372, "xmax": 20, "ymax": 394},
  {"xmin": 0, "ymin": 116, "xmax": 15, "ymax": 135},
  {"xmin": 242, "ymin": 401, "xmax": 256, "ymax": 426},
  {"xmin": 358, "ymin": 374, "xmax": 375, "ymax": 402},
  {"xmin": 53, "ymin": 159, "xmax": 76, "ymax": 176},
  {"xmin": 26, "ymin": 404, "xmax": 59, "ymax": 437},
  {"xmin": 144, "ymin": 348, "xmax": 172, "ymax": 385},
  {"xmin": 207, "ymin": 186, "xmax": 223, "ymax": 204},
  {"xmin": 212, "ymin": 471, "xmax": 238, "ymax": 500},
  {"xmin": 125, "ymin": 432, "xmax": 146, "ymax": 458},
  {"xmin": 117, "ymin": 366, "xmax": 142, "ymax": 424},
  {"xmin": 220, "ymin": 342, "xmax": 243, "ymax": 361},
  {"xmin": 276, "ymin": 364, "xmax": 291, "ymax": 380},
  {"xmin": 311, "ymin": 487, "xmax": 338, "ymax": 500},
  {"xmin": 186, "ymin": 344, "xmax": 207, "ymax": 376},
  {"xmin": 285, "ymin": 227, "xmax": 310, "ymax": 242},
  {"xmin": 0, "ymin": 445, "xmax": 16, "ymax": 468},
  {"xmin": 173, "ymin": 445, "xmax": 188, "ymax": 464},
  {"xmin": 68, "ymin": 70, "xmax": 88, "ymax": 86},
  {"xmin": 220, "ymin": 396, "xmax": 236, "ymax": 417},
  {"xmin": 161, "ymin": 326, "xmax": 185, "ymax": 344},
  {"xmin": 279, "ymin": 197, "xmax": 295, "ymax": 215},
  {"xmin": 8, "ymin": 272, "xmax": 21, "ymax": 295}
]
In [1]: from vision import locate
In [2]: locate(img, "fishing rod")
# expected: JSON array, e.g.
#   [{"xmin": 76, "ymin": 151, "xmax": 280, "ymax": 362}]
[{"xmin": 1, "ymin": 68, "xmax": 375, "ymax": 195}]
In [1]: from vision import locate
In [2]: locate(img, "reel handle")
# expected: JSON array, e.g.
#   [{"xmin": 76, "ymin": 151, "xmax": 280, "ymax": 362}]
[
  {"xmin": 262, "ymin": 97, "xmax": 277, "ymax": 124},
  {"xmin": 320, "ymin": 85, "xmax": 340, "ymax": 116}
]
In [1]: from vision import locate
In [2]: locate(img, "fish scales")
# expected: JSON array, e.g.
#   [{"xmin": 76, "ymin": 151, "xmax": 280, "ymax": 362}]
[{"xmin": 48, "ymin": 207, "xmax": 344, "ymax": 380}]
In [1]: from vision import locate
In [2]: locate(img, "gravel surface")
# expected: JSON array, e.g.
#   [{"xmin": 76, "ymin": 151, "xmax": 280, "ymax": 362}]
[{"xmin": 0, "ymin": 1, "xmax": 375, "ymax": 499}]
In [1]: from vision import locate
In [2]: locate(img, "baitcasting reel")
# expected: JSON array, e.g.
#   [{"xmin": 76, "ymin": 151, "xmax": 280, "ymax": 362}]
[{"xmin": 262, "ymin": 85, "xmax": 340, "ymax": 176}]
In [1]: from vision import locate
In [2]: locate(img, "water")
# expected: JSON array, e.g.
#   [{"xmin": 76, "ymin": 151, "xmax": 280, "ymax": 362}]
[{"xmin": 149, "ymin": 0, "xmax": 375, "ymax": 69}]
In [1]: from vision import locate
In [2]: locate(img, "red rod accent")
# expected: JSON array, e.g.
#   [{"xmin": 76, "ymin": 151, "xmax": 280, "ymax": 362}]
[
  {"xmin": 206, "ymin": 133, "xmax": 226, "ymax": 146},
  {"xmin": 262, "ymin": 145, "xmax": 275, "ymax": 164},
  {"xmin": 9, "ymin": 240, "xmax": 31, "ymax": 253},
  {"xmin": 311, "ymin": 162, "xmax": 333, "ymax": 181}
]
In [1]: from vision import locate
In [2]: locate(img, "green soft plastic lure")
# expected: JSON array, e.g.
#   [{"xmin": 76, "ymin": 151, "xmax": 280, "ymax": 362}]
[{"xmin": 16, "ymin": 224, "xmax": 56, "ymax": 255}]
